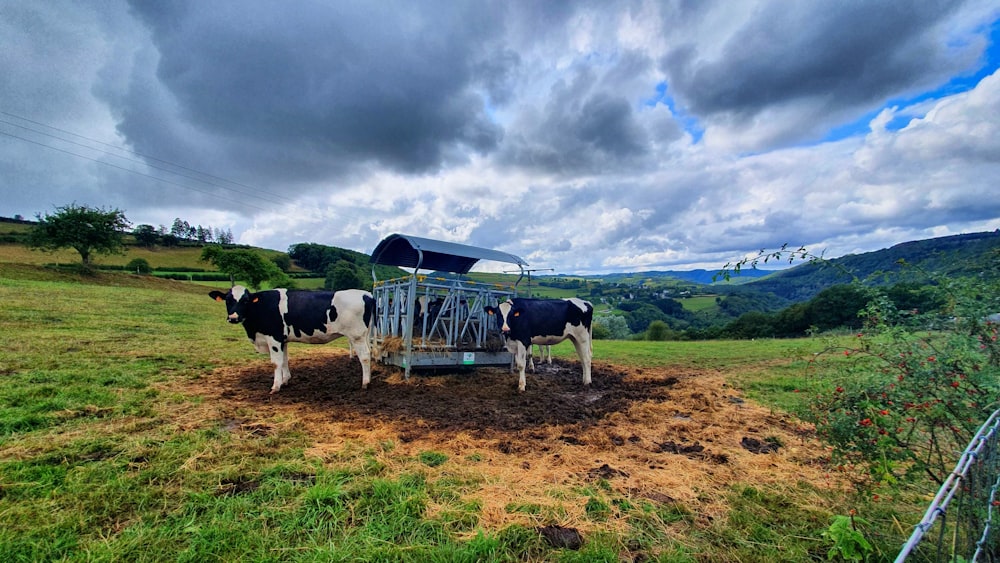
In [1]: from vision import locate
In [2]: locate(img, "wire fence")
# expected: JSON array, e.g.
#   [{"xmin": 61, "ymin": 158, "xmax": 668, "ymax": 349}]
[{"xmin": 896, "ymin": 408, "xmax": 1000, "ymax": 562}]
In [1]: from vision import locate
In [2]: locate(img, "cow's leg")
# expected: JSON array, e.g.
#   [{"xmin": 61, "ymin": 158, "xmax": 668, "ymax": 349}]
[
  {"xmin": 506, "ymin": 340, "xmax": 518, "ymax": 373},
  {"xmin": 514, "ymin": 341, "xmax": 528, "ymax": 392},
  {"xmin": 349, "ymin": 334, "xmax": 372, "ymax": 389},
  {"xmin": 570, "ymin": 336, "xmax": 592, "ymax": 386},
  {"xmin": 279, "ymin": 342, "xmax": 292, "ymax": 386},
  {"xmin": 528, "ymin": 347, "xmax": 536, "ymax": 373},
  {"xmin": 266, "ymin": 338, "xmax": 289, "ymax": 393},
  {"xmin": 544, "ymin": 345, "xmax": 552, "ymax": 365}
]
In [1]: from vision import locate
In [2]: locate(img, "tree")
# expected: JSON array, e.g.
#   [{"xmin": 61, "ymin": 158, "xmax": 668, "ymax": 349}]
[
  {"xmin": 200, "ymin": 245, "xmax": 292, "ymax": 290},
  {"xmin": 170, "ymin": 218, "xmax": 189, "ymax": 239},
  {"xmin": 28, "ymin": 203, "xmax": 131, "ymax": 266},
  {"xmin": 133, "ymin": 224, "xmax": 159, "ymax": 248},
  {"xmin": 215, "ymin": 227, "xmax": 234, "ymax": 245},
  {"xmin": 325, "ymin": 260, "xmax": 364, "ymax": 291},
  {"xmin": 195, "ymin": 225, "xmax": 212, "ymax": 243},
  {"xmin": 645, "ymin": 320, "xmax": 671, "ymax": 341},
  {"xmin": 126, "ymin": 258, "xmax": 152, "ymax": 275},
  {"xmin": 723, "ymin": 311, "xmax": 776, "ymax": 339},
  {"xmin": 805, "ymin": 284, "xmax": 871, "ymax": 331},
  {"xmin": 623, "ymin": 303, "xmax": 668, "ymax": 333},
  {"xmin": 884, "ymin": 281, "xmax": 946, "ymax": 314},
  {"xmin": 593, "ymin": 315, "xmax": 631, "ymax": 340},
  {"xmin": 271, "ymin": 253, "xmax": 292, "ymax": 272}
]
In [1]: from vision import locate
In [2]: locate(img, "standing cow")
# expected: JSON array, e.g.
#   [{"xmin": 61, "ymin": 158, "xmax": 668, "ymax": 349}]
[
  {"xmin": 209, "ymin": 285, "xmax": 375, "ymax": 393},
  {"xmin": 485, "ymin": 297, "xmax": 594, "ymax": 391}
]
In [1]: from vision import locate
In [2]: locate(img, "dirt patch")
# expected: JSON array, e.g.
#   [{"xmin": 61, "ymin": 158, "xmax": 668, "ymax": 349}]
[
  {"xmin": 538, "ymin": 525, "xmax": 583, "ymax": 549},
  {"xmin": 176, "ymin": 347, "xmax": 840, "ymax": 530}
]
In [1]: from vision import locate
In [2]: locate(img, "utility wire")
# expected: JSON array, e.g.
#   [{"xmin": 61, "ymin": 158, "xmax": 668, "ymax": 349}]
[
  {"xmin": 0, "ymin": 129, "xmax": 268, "ymax": 211},
  {"xmin": 0, "ymin": 111, "xmax": 284, "ymax": 204},
  {"xmin": 0, "ymin": 110, "xmax": 378, "ymax": 226},
  {"xmin": 1, "ymin": 110, "xmax": 282, "ymax": 203},
  {"xmin": 0, "ymin": 118, "xmax": 286, "ymax": 206}
]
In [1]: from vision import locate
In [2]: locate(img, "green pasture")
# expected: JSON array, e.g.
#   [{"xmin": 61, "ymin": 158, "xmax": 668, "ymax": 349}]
[
  {"xmin": 0, "ymin": 242, "xmax": 299, "ymax": 272},
  {"xmin": 542, "ymin": 335, "xmax": 851, "ymax": 414},
  {"xmin": 679, "ymin": 295, "xmax": 720, "ymax": 313},
  {"xmin": 0, "ymin": 264, "xmax": 911, "ymax": 561},
  {"xmin": 0, "ymin": 222, "xmax": 32, "ymax": 235}
]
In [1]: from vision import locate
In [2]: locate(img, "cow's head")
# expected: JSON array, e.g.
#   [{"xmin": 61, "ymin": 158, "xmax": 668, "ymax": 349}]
[
  {"xmin": 484, "ymin": 300, "xmax": 519, "ymax": 335},
  {"xmin": 483, "ymin": 305, "xmax": 500, "ymax": 332},
  {"xmin": 208, "ymin": 285, "xmax": 255, "ymax": 324}
]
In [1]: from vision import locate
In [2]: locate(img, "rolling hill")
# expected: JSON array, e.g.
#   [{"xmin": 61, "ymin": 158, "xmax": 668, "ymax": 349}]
[
  {"xmin": 4, "ymin": 215, "xmax": 997, "ymax": 304},
  {"xmin": 742, "ymin": 230, "xmax": 1000, "ymax": 301}
]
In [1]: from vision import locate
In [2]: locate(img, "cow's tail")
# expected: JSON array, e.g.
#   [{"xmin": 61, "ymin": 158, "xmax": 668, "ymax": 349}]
[
  {"xmin": 588, "ymin": 322, "xmax": 594, "ymax": 359},
  {"xmin": 363, "ymin": 293, "xmax": 376, "ymax": 357},
  {"xmin": 362, "ymin": 293, "xmax": 376, "ymax": 329},
  {"xmin": 586, "ymin": 304, "xmax": 595, "ymax": 359}
]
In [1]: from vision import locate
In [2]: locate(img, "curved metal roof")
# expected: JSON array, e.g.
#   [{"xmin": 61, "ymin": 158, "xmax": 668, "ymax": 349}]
[{"xmin": 370, "ymin": 233, "xmax": 527, "ymax": 274}]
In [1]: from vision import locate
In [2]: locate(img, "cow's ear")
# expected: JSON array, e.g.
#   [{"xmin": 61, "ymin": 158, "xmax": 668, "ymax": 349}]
[{"xmin": 209, "ymin": 291, "xmax": 225, "ymax": 302}]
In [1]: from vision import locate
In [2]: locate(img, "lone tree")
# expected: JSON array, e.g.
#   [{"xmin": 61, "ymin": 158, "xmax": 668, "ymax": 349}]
[
  {"xmin": 200, "ymin": 245, "xmax": 293, "ymax": 290},
  {"xmin": 28, "ymin": 203, "xmax": 131, "ymax": 266},
  {"xmin": 132, "ymin": 224, "xmax": 160, "ymax": 248}
]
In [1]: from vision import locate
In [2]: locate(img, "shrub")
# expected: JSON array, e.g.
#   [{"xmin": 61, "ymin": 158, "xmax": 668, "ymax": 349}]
[
  {"xmin": 593, "ymin": 315, "xmax": 631, "ymax": 340},
  {"xmin": 125, "ymin": 258, "xmax": 152, "ymax": 275},
  {"xmin": 646, "ymin": 320, "xmax": 671, "ymax": 341},
  {"xmin": 807, "ymin": 279, "xmax": 1000, "ymax": 492},
  {"xmin": 725, "ymin": 246, "xmax": 1000, "ymax": 496}
]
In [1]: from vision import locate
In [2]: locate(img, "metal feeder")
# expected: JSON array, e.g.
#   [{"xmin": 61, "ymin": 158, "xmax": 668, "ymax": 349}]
[{"xmin": 369, "ymin": 233, "xmax": 527, "ymax": 378}]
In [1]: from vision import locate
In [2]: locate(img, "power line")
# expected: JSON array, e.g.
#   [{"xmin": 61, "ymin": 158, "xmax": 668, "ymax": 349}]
[
  {"xmin": 1, "ymin": 111, "xmax": 288, "ymax": 204},
  {"xmin": 0, "ymin": 110, "xmax": 376, "ymax": 227},
  {"xmin": 0, "ymin": 112, "xmax": 287, "ymax": 204},
  {"xmin": 0, "ymin": 129, "xmax": 268, "ymax": 211},
  {"xmin": 0, "ymin": 118, "xmax": 287, "ymax": 206}
]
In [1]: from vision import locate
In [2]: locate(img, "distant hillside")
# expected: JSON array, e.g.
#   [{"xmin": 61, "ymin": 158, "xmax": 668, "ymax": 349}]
[
  {"xmin": 0, "ymin": 217, "xmax": 406, "ymax": 283},
  {"xmin": 745, "ymin": 230, "xmax": 1000, "ymax": 301},
  {"xmin": 581, "ymin": 268, "xmax": 774, "ymax": 286}
]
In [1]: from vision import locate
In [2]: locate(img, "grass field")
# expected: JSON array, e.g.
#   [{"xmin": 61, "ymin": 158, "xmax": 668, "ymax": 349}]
[
  {"xmin": 0, "ymin": 242, "xmax": 299, "ymax": 271},
  {"xmin": 0, "ymin": 263, "xmax": 923, "ymax": 561},
  {"xmin": 678, "ymin": 295, "xmax": 719, "ymax": 313}
]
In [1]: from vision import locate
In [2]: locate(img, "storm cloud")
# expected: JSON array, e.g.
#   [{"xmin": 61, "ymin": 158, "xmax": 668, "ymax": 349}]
[{"xmin": 1, "ymin": 0, "xmax": 998, "ymax": 274}]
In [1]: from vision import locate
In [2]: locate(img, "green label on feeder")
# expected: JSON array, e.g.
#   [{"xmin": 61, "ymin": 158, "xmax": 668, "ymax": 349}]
[{"xmin": 462, "ymin": 352, "xmax": 475, "ymax": 365}]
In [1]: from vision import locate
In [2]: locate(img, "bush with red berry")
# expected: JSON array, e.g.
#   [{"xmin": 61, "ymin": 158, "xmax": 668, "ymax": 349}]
[{"xmin": 808, "ymin": 282, "xmax": 1000, "ymax": 492}]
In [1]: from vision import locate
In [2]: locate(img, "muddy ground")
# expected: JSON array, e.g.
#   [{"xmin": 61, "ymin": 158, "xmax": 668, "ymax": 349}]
[{"xmin": 180, "ymin": 347, "xmax": 840, "ymax": 530}]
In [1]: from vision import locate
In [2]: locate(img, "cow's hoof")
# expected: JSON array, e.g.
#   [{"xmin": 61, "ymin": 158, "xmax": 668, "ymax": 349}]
[{"xmin": 270, "ymin": 388, "xmax": 279, "ymax": 394}]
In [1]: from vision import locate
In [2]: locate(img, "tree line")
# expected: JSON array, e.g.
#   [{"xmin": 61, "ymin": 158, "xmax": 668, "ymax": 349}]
[
  {"xmin": 592, "ymin": 281, "xmax": 948, "ymax": 341},
  {"xmin": 132, "ymin": 218, "xmax": 234, "ymax": 248},
  {"xmin": 24, "ymin": 203, "xmax": 403, "ymax": 293}
]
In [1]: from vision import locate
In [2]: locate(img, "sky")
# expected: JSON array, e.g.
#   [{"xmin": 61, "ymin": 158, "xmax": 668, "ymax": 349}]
[{"xmin": 2, "ymin": 1, "xmax": 999, "ymax": 275}]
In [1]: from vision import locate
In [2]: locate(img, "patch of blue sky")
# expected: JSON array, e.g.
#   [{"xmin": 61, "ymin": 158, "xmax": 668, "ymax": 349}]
[
  {"xmin": 820, "ymin": 18, "xmax": 1000, "ymax": 143},
  {"xmin": 644, "ymin": 81, "xmax": 704, "ymax": 143}
]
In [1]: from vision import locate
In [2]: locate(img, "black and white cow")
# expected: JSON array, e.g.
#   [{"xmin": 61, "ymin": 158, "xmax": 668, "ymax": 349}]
[
  {"xmin": 209, "ymin": 285, "xmax": 375, "ymax": 393},
  {"xmin": 485, "ymin": 297, "xmax": 594, "ymax": 391},
  {"xmin": 414, "ymin": 295, "xmax": 446, "ymax": 338}
]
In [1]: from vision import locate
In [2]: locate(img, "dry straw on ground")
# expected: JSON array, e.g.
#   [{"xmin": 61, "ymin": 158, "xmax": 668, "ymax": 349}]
[{"xmin": 174, "ymin": 347, "xmax": 844, "ymax": 534}]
